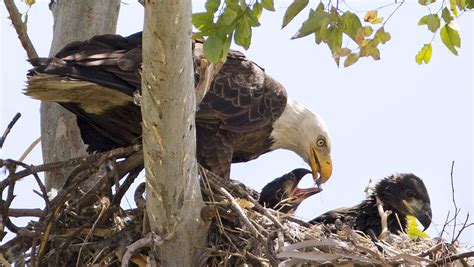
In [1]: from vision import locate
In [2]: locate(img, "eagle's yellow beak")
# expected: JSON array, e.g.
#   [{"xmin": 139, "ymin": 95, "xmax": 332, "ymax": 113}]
[{"xmin": 309, "ymin": 146, "xmax": 332, "ymax": 185}]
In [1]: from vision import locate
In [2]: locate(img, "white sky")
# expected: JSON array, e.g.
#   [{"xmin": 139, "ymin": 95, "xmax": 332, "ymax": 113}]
[{"xmin": 1, "ymin": 1, "xmax": 473, "ymax": 246}]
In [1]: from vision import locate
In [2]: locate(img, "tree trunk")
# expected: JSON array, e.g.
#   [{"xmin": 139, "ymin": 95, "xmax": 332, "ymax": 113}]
[
  {"xmin": 41, "ymin": 0, "xmax": 121, "ymax": 191},
  {"xmin": 142, "ymin": 1, "xmax": 208, "ymax": 265}
]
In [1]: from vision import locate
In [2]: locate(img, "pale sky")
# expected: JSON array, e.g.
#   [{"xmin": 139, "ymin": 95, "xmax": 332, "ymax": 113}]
[{"xmin": 1, "ymin": 1, "xmax": 473, "ymax": 246}]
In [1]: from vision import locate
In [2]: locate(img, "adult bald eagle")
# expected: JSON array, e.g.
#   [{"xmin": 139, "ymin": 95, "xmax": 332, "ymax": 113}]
[
  {"xmin": 310, "ymin": 173, "xmax": 432, "ymax": 237},
  {"xmin": 259, "ymin": 168, "xmax": 321, "ymax": 213},
  {"xmin": 25, "ymin": 32, "xmax": 332, "ymax": 181}
]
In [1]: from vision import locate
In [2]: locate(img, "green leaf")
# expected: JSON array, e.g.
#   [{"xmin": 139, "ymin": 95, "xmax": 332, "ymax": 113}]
[
  {"xmin": 282, "ymin": 0, "xmax": 309, "ymax": 29},
  {"xmin": 332, "ymin": 47, "xmax": 351, "ymax": 66},
  {"xmin": 193, "ymin": 12, "xmax": 214, "ymax": 31},
  {"xmin": 466, "ymin": 0, "xmax": 474, "ymax": 9},
  {"xmin": 222, "ymin": 34, "xmax": 233, "ymax": 59},
  {"xmin": 441, "ymin": 7, "xmax": 453, "ymax": 23},
  {"xmin": 418, "ymin": 0, "xmax": 436, "ymax": 5},
  {"xmin": 406, "ymin": 215, "xmax": 429, "ymax": 239},
  {"xmin": 234, "ymin": 16, "xmax": 252, "ymax": 49},
  {"xmin": 221, "ymin": 7, "xmax": 238, "ymax": 25},
  {"xmin": 339, "ymin": 48, "xmax": 351, "ymax": 57},
  {"xmin": 456, "ymin": 0, "xmax": 466, "ymax": 10},
  {"xmin": 253, "ymin": 2, "xmax": 263, "ymax": 19},
  {"xmin": 370, "ymin": 47, "xmax": 380, "ymax": 60},
  {"xmin": 450, "ymin": 0, "xmax": 459, "ymax": 16},
  {"xmin": 293, "ymin": 7, "xmax": 329, "ymax": 39},
  {"xmin": 193, "ymin": 32, "xmax": 206, "ymax": 39},
  {"xmin": 246, "ymin": 9, "xmax": 261, "ymax": 27},
  {"xmin": 359, "ymin": 40, "xmax": 379, "ymax": 60},
  {"xmin": 342, "ymin": 11, "xmax": 362, "ymax": 42},
  {"xmin": 361, "ymin": 26, "xmax": 373, "ymax": 37},
  {"xmin": 415, "ymin": 43, "xmax": 433, "ymax": 64},
  {"xmin": 317, "ymin": 17, "xmax": 331, "ymax": 42},
  {"xmin": 326, "ymin": 26, "xmax": 343, "ymax": 52},
  {"xmin": 344, "ymin": 53, "xmax": 359, "ymax": 67},
  {"xmin": 261, "ymin": 0, "xmax": 275, "ymax": 11},
  {"xmin": 225, "ymin": 0, "xmax": 239, "ymax": 11},
  {"xmin": 375, "ymin": 27, "xmax": 391, "ymax": 44},
  {"xmin": 440, "ymin": 24, "xmax": 460, "ymax": 55},
  {"xmin": 204, "ymin": 36, "xmax": 224, "ymax": 63},
  {"xmin": 418, "ymin": 14, "xmax": 441, "ymax": 33},
  {"xmin": 205, "ymin": 0, "xmax": 221, "ymax": 13}
]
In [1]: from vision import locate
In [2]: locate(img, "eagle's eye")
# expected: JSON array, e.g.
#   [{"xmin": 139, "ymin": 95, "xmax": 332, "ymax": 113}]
[
  {"xmin": 316, "ymin": 138, "xmax": 326, "ymax": 147},
  {"xmin": 404, "ymin": 189, "xmax": 415, "ymax": 198}
]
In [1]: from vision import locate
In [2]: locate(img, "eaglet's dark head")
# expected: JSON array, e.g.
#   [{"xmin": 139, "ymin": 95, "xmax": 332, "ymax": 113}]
[
  {"xmin": 310, "ymin": 173, "xmax": 432, "ymax": 237},
  {"xmin": 259, "ymin": 168, "xmax": 321, "ymax": 214},
  {"xmin": 376, "ymin": 173, "xmax": 432, "ymax": 230}
]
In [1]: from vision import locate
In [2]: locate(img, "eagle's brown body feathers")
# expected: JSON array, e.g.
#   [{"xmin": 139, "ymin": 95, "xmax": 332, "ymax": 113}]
[{"xmin": 27, "ymin": 32, "xmax": 289, "ymax": 179}]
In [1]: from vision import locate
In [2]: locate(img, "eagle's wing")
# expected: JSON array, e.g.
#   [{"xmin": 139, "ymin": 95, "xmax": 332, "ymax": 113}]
[
  {"xmin": 193, "ymin": 43, "xmax": 288, "ymax": 133},
  {"xmin": 27, "ymin": 33, "xmax": 143, "ymax": 152},
  {"xmin": 310, "ymin": 207, "xmax": 356, "ymax": 225},
  {"xmin": 26, "ymin": 32, "xmax": 288, "ymax": 163}
]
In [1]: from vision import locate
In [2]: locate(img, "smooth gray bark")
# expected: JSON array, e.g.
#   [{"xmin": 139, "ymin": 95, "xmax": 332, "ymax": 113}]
[
  {"xmin": 142, "ymin": 1, "xmax": 208, "ymax": 265},
  {"xmin": 41, "ymin": 0, "xmax": 120, "ymax": 191}
]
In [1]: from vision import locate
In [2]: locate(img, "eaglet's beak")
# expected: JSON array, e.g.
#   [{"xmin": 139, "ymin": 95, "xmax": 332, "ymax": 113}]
[
  {"xmin": 309, "ymin": 145, "xmax": 332, "ymax": 185},
  {"xmin": 403, "ymin": 199, "xmax": 432, "ymax": 231}
]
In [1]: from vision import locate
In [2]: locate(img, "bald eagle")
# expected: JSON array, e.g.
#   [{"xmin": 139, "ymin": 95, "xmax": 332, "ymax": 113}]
[
  {"xmin": 310, "ymin": 173, "xmax": 432, "ymax": 237},
  {"xmin": 26, "ymin": 32, "xmax": 332, "ymax": 181},
  {"xmin": 259, "ymin": 168, "xmax": 321, "ymax": 213}
]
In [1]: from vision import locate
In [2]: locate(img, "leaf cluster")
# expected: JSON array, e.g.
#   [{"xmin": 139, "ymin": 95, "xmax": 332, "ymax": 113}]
[
  {"xmin": 288, "ymin": 3, "xmax": 391, "ymax": 67},
  {"xmin": 416, "ymin": 0, "xmax": 472, "ymax": 64},
  {"xmin": 193, "ymin": 0, "xmax": 275, "ymax": 63},
  {"xmin": 194, "ymin": 0, "xmax": 471, "ymax": 67}
]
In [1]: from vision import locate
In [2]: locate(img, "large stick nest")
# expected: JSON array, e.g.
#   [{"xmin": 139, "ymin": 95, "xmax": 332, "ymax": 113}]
[{"xmin": 1, "ymin": 146, "xmax": 473, "ymax": 266}]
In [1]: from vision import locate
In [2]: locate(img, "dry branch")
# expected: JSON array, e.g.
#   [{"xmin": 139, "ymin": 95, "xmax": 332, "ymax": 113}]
[
  {"xmin": 0, "ymin": 113, "xmax": 21, "ymax": 149},
  {"xmin": 3, "ymin": 0, "xmax": 38, "ymax": 59}
]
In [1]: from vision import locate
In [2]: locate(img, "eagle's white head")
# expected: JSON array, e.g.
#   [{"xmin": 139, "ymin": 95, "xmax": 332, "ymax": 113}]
[{"xmin": 270, "ymin": 98, "xmax": 333, "ymax": 185}]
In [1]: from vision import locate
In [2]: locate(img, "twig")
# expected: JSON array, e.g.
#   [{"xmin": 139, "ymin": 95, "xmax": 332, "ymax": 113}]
[
  {"xmin": 32, "ymin": 172, "xmax": 50, "ymax": 209},
  {"xmin": 134, "ymin": 182, "xmax": 146, "ymax": 210},
  {"xmin": 449, "ymin": 161, "xmax": 458, "ymax": 241},
  {"xmin": 376, "ymin": 196, "xmax": 391, "ymax": 240},
  {"xmin": 220, "ymin": 187, "xmax": 261, "ymax": 239},
  {"xmin": 246, "ymin": 195, "xmax": 285, "ymax": 230},
  {"xmin": 111, "ymin": 168, "xmax": 141, "ymax": 208},
  {"xmin": 0, "ymin": 113, "xmax": 21, "ymax": 149},
  {"xmin": 434, "ymin": 251, "xmax": 474, "ymax": 265},
  {"xmin": 220, "ymin": 187, "xmax": 278, "ymax": 266},
  {"xmin": 416, "ymin": 242, "xmax": 443, "ymax": 257},
  {"xmin": 121, "ymin": 232, "xmax": 162, "ymax": 267},
  {"xmin": 17, "ymin": 137, "xmax": 41, "ymax": 164},
  {"xmin": 439, "ymin": 210, "xmax": 453, "ymax": 240},
  {"xmin": 3, "ymin": 0, "xmax": 38, "ymax": 59},
  {"xmin": 0, "ymin": 145, "xmax": 141, "ymax": 191},
  {"xmin": 382, "ymin": 0, "xmax": 405, "ymax": 27},
  {"xmin": 453, "ymin": 213, "xmax": 474, "ymax": 243},
  {"xmin": 76, "ymin": 197, "xmax": 110, "ymax": 267},
  {"xmin": 7, "ymin": 208, "xmax": 43, "ymax": 217}
]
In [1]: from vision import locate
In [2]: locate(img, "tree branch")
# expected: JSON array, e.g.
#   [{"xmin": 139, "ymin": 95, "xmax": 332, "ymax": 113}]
[
  {"xmin": 434, "ymin": 251, "xmax": 474, "ymax": 265},
  {"xmin": 0, "ymin": 113, "xmax": 21, "ymax": 148},
  {"xmin": 2, "ymin": 0, "xmax": 38, "ymax": 59}
]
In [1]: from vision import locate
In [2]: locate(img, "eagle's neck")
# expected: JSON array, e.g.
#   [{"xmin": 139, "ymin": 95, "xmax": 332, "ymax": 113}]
[{"xmin": 270, "ymin": 98, "xmax": 325, "ymax": 161}]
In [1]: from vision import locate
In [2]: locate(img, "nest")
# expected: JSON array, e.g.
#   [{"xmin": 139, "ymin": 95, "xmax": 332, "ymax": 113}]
[{"xmin": 1, "ymin": 146, "xmax": 473, "ymax": 266}]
